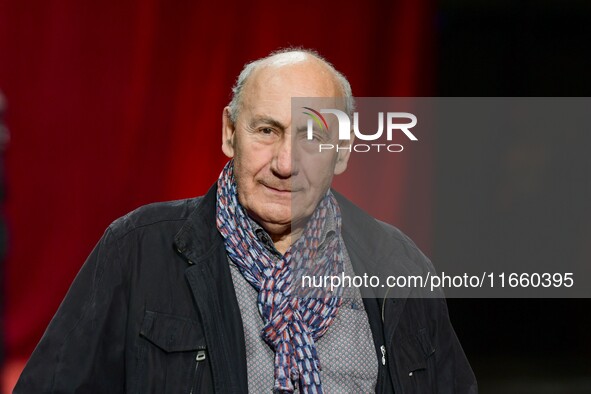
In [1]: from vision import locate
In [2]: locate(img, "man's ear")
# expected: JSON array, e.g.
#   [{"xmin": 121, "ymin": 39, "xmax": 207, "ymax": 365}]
[
  {"xmin": 334, "ymin": 128, "xmax": 354, "ymax": 175},
  {"xmin": 221, "ymin": 106, "xmax": 235, "ymax": 158}
]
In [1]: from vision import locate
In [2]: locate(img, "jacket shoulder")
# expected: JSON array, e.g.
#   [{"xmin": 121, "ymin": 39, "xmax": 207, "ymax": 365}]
[
  {"xmin": 334, "ymin": 189, "xmax": 435, "ymax": 276},
  {"xmin": 108, "ymin": 197, "xmax": 203, "ymax": 239},
  {"xmin": 375, "ymin": 220, "xmax": 434, "ymax": 271}
]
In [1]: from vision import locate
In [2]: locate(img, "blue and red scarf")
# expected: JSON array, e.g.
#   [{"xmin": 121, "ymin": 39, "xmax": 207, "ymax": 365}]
[{"xmin": 216, "ymin": 160, "xmax": 343, "ymax": 394}]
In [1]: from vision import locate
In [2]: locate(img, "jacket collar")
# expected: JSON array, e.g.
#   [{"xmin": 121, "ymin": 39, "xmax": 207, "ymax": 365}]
[
  {"xmin": 334, "ymin": 189, "xmax": 423, "ymax": 281},
  {"xmin": 173, "ymin": 183, "xmax": 222, "ymax": 264}
]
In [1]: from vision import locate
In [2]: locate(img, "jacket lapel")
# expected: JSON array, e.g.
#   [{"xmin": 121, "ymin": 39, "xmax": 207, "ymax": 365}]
[
  {"xmin": 334, "ymin": 190, "xmax": 414, "ymax": 333},
  {"xmin": 174, "ymin": 184, "xmax": 248, "ymax": 394}
]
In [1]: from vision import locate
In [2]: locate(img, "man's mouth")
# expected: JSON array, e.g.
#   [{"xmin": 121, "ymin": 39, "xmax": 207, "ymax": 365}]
[
  {"xmin": 260, "ymin": 182, "xmax": 298, "ymax": 194},
  {"xmin": 264, "ymin": 185, "xmax": 291, "ymax": 193}
]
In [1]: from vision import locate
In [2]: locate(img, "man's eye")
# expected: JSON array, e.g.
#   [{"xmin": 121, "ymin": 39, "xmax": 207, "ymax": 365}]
[
  {"xmin": 260, "ymin": 127, "xmax": 274, "ymax": 135},
  {"xmin": 306, "ymin": 132, "xmax": 324, "ymax": 142}
]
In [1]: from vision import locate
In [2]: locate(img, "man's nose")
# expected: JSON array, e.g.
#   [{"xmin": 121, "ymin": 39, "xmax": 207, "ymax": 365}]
[{"xmin": 272, "ymin": 135, "xmax": 298, "ymax": 178}]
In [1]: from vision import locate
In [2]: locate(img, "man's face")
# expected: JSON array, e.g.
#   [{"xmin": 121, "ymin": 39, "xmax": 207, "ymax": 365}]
[{"xmin": 221, "ymin": 60, "xmax": 351, "ymax": 236}]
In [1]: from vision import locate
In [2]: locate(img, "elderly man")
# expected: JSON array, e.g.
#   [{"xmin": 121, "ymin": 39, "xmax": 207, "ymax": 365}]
[{"xmin": 15, "ymin": 49, "xmax": 477, "ymax": 393}]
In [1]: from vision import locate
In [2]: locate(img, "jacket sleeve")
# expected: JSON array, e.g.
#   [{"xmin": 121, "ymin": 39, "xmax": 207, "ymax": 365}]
[
  {"xmin": 393, "ymin": 226, "xmax": 478, "ymax": 393},
  {"xmin": 14, "ymin": 226, "xmax": 128, "ymax": 393}
]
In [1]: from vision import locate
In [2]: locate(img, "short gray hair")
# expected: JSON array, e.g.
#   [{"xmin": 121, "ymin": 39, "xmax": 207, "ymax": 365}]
[{"xmin": 228, "ymin": 48, "xmax": 354, "ymax": 123}]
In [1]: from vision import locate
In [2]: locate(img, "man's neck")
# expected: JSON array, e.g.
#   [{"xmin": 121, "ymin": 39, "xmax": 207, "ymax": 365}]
[
  {"xmin": 269, "ymin": 228, "xmax": 303, "ymax": 255},
  {"xmin": 246, "ymin": 213, "xmax": 307, "ymax": 255}
]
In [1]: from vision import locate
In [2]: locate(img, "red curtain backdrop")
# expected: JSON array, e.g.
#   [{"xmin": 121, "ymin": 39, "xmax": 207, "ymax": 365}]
[{"xmin": 0, "ymin": 0, "xmax": 434, "ymax": 361}]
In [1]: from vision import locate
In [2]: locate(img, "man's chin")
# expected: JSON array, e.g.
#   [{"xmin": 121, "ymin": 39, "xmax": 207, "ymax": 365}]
[
  {"xmin": 247, "ymin": 204, "xmax": 291, "ymax": 225},
  {"xmin": 261, "ymin": 212, "xmax": 317, "ymax": 233},
  {"xmin": 256, "ymin": 213, "xmax": 292, "ymax": 228},
  {"xmin": 248, "ymin": 202, "xmax": 315, "ymax": 233}
]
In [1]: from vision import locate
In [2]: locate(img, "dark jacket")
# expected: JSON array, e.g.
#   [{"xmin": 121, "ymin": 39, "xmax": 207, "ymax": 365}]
[{"xmin": 15, "ymin": 184, "xmax": 477, "ymax": 394}]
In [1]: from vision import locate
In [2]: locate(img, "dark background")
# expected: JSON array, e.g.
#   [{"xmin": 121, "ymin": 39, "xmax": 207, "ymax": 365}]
[
  {"xmin": 436, "ymin": 1, "xmax": 591, "ymax": 392},
  {"xmin": 1, "ymin": 0, "xmax": 590, "ymax": 392}
]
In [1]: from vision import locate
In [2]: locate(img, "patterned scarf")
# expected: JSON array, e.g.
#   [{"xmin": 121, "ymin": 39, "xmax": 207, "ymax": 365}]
[{"xmin": 216, "ymin": 160, "xmax": 344, "ymax": 394}]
